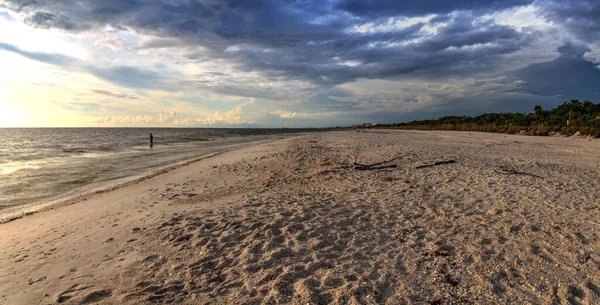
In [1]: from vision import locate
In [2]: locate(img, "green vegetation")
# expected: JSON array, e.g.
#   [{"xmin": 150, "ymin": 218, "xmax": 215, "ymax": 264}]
[{"xmin": 374, "ymin": 99, "xmax": 600, "ymax": 138}]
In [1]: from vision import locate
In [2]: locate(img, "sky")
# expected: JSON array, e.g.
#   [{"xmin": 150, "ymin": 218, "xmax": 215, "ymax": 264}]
[{"xmin": 0, "ymin": 0, "xmax": 599, "ymax": 127}]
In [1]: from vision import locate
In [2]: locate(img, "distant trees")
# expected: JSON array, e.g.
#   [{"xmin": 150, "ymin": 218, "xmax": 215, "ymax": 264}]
[
  {"xmin": 375, "ymin": 99, "xmax": 600, "ymax": 138},
  {"xmin": 534, "ymin": 105, "xmax": 543, "ymax": 117}
]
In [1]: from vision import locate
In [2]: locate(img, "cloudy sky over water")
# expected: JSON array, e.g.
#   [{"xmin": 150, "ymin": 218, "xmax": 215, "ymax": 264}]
[{"xmin": 0, "ymin": 0, "xmax": 599, "ymax": 127}]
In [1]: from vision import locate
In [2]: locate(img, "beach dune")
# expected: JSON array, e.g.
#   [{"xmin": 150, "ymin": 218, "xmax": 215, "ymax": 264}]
[{"xmin": 1, "ymin": 130, "xmax": 600, "ymax": 304}]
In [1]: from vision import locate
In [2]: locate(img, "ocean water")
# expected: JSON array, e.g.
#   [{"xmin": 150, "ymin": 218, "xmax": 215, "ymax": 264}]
[{"xmin": 0, "ymin": 128, "xmax": 310, "ymax": 220}]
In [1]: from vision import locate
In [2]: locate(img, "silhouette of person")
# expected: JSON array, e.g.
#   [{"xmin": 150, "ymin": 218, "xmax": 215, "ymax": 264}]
[{"xmin": 149, "ymin": 133, "xmax": 154, "ymax": 147}]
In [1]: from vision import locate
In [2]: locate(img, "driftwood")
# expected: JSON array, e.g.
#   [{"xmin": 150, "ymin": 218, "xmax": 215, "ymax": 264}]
[
  {"xmin": 353, "ymin": 155, "xmax": 403, "ymax": 171},
  {"xmin": 495, "ymin": 164, "xmax": 543, "ymax": 179},
  {"xmin": 355, "ymin": 164, "xmax": 397, "ymax": 171},
  {"xmin": 416, "ymin": 160, "xmax": 456, "ymax": 169}
]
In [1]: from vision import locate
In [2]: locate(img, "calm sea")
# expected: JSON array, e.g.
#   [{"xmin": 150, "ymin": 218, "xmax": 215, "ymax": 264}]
[{"xmin": 0, "ymin": 128, "xmax": 311, "ymax": 221}]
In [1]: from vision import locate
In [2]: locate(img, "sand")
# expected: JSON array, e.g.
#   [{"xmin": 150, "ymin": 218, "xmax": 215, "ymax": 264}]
[{"xmin": 1, "ymin": 130, "xmax": 600, "ymax": 304}]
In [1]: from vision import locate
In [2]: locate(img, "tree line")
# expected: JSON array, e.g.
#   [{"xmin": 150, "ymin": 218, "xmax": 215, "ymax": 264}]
[{"xmin": 374, "ymin": 100, "xmax": 600, "ymax": 138}]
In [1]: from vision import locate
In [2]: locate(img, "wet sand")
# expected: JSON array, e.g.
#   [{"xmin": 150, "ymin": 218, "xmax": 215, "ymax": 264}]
[{"xmin": 1, "ymin": 130, "xmax": 599, "ymax": 304}]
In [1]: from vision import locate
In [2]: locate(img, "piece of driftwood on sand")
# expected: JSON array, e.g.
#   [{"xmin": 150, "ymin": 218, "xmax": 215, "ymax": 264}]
[
  {"xmin": 353, "ymin": 154, "xmax": 403, "ymax": 171},
  {"xmin": 416, "ymin": 160, "xmax": 457, "ymax": 169}
]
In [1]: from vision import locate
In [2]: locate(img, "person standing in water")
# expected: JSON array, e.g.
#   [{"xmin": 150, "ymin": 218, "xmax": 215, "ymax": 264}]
[{"xmin": 149, "ymin": 133, "xmax": 154, "ymax": 147}]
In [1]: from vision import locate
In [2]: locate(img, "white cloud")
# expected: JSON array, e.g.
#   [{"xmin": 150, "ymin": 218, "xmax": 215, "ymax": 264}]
[
  {"xmin": 272, "ymin": 111, "xmax": 309, "ymax": 119},
  {"xmin": 349, "ymin": 15, "xmax": 435, "ymax": 34},
  {"xmin": 93, "ymin": 99, "xmax": 257, "ymax": 126},
  {"xmin": 485, "ymin": 5, "xmax": 552, "ymax": 31},
  {"xmin": 271, "ymin": 110, "xmax": 337, "ymax": 119},
  {"xmin": 194, "ymin": 99, "xmax": 256, "ymax": 125},
  {"xmin": 94, "ymin": 109, "xmax": 176, "ymax": 125}
]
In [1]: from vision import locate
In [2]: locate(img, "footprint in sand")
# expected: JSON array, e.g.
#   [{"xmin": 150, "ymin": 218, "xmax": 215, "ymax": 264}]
[
  {"xmin": 566, "ymin": 285, "xmax": 587, "ymax": 305},
  {"xmin": 79, "ymin": 289, "xmax": 112, "ymax": 304},
  {"xmin": 55, "ymin": 284, "xmax": 93, "ymax": 303}
]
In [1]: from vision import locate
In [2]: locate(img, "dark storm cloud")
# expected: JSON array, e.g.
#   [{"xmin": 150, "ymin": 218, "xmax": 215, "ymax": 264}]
[
  {"xmin": 1, "ymin": 0, "xmax": 535, "ymax": 86},
  {"xmin": 2, "ymin": 0, "xmax": 599, "ymax": 109},
  {"xmin": 509, "ymin": 42, "xmax": 600, "ymax": 100},
  {"xmin": 334, "ymin": 0, "xmax": 535, "ymax": 17},
  {"xmin": 239, "ymin": 15, "xmax": 532, "ymax": 85},
  {"xmin": 536, "ymin": 0, "xmax": 600, "ymax": 42},
  {"xmin": 24, "ymin": 11, "xmax": 90, "ymax": 31}
]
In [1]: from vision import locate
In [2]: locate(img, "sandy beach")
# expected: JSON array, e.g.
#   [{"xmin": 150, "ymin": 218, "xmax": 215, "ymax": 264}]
[{"xmin": 1, "ymin": 130, "xmax": 600, "ymax": 304}]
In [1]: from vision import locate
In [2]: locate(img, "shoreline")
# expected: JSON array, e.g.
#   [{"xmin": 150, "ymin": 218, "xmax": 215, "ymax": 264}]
[
  {"xmin": 1, "ymin": 130, "xmax": 599, "ymax": 304},
  {"xmin": 0, "ymin": 150, "xmax": 225, "ymax": 224},
  {"xmin": 0, "ymin": 136, "xmax": 298, "ymax": 224}
]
